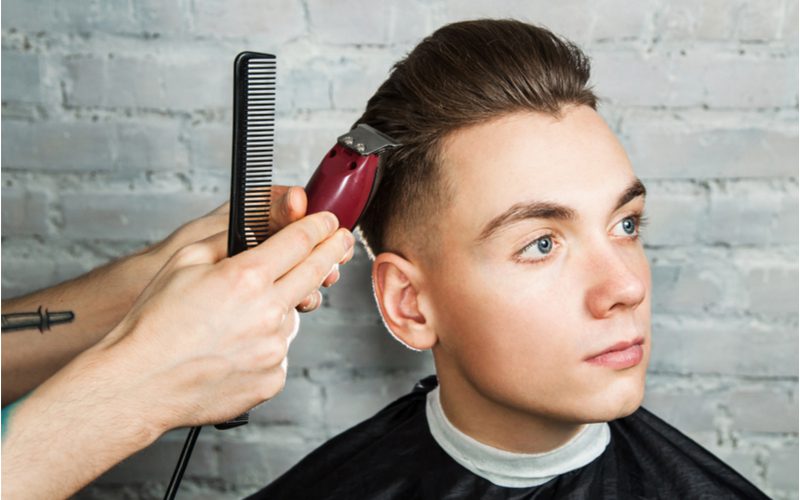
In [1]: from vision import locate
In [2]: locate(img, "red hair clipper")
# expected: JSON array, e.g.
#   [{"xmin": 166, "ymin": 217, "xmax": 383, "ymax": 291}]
[{"xmin": 305, "ymin": 124, "xmax": 400, "ymax": 230}]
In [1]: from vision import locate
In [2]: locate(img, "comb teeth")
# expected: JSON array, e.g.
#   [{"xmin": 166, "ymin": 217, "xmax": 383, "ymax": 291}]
[
  {"xmin": 243, "ymin": 57, "xmax": 275, "ymax": 248},
  {"xmin": 229, "ymin": 52, "xmax": 276, "ymax": 257}
]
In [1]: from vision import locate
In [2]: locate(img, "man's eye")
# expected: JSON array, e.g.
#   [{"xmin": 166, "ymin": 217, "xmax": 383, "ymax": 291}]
[
  {"xmin": 519, "ymin": 235, "xmax": 555, "ymax": 262},
  {"xmin": 612, "ymin": 215, "xmax": 647, "ymax": 238}
]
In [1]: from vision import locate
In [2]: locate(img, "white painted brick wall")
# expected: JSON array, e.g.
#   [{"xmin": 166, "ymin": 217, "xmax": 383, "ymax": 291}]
[{"xmin": 1, "ymin": 1, "xmax": 797, "ymax": 498}]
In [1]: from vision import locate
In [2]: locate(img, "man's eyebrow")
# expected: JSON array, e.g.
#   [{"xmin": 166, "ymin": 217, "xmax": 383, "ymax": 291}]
[{"xmin": 476, "ymin": 177, "xmax": 647, "ymax": 242}]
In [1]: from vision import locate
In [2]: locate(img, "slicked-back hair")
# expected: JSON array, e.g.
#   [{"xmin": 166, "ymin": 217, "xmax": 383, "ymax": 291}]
[{"xmin": 354, "ymin": 19, "xmax": 597, "ymax": 261}]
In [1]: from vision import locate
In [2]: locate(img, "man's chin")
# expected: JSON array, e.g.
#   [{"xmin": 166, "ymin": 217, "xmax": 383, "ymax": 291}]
[
  {"xmin": 600, "ymin": 387, "xmax": 645, "ymax": 421},
  {"xmin": 572, "ymin": 379, "xmax": 646, "ymax": 423}
]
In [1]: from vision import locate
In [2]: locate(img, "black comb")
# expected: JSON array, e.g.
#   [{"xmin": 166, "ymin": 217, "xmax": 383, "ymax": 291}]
[
  {"xmin": 164, "ymin": 51, "xmax": 277, "ymax": 500},
  {"xmin": 217, "ymin": 51, "xmax": 277, "ymax": 430},
  {"xmin": 227, "ymin": 52, "xmax": 276, "ymax": 257}
]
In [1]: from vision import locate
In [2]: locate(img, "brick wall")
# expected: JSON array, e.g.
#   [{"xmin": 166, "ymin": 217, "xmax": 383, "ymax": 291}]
[{"xmin": 2, "ymin": 1, "xmax": 797, "ymax": 498}]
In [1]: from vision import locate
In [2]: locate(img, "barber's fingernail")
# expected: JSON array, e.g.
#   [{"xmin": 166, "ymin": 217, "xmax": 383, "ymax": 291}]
[
  {"xmin": 298, "ymin": 296, "xmax": 314, "ymax": 312},
  {"xmin": 342, "ymin": 230, "xmax": 355, "ymax": 249},
  {"xmin": 325, "ymin": 212, "xmax": 338, "ymax": 232},
  {"xmin": 284, "ymin": 188, "xmax": 294, "ymax": 212}
]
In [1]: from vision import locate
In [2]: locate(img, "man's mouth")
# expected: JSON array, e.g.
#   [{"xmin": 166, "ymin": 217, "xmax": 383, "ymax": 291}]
[{"xmin": 584, "ymin": 337, "xmax": 645, "ymax": 369}]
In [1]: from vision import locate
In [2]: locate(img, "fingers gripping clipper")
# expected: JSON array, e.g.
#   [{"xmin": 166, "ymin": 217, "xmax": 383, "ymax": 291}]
[{"xmin": 305, "ymin": 124, "xmax": 401, "ymax": 230}]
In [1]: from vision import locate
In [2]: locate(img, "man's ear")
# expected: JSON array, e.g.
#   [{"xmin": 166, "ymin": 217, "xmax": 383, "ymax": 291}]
[{"xmin": 371, "ymin": 252, "xmax": 437, "ymax": 351}]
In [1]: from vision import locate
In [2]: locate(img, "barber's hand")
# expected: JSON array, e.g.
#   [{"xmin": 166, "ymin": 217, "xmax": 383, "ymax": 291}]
[
  {"xmin": 1, "ymin": 212, "xmax": 353, "ymax": 499},
  {"xmin": 97, "ymin": 211, "xmax": 354, "ymax": 431},
  {"xmin": 146, "ymin": 186, "xmax": 350, "ymax": 313}
]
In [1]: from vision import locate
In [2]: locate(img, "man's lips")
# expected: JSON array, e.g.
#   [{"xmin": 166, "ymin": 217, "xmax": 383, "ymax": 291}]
[
  {"xmin": 584, "ymin": 336, "xmax": 645, "ymax": 362},
  {"xmin": 584, "ymin": 336, "xmax": 645, "ymax": 369}
]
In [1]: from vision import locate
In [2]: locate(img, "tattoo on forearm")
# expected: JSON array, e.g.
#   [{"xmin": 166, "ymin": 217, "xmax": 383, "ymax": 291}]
[{"xmin": 1, "ymin": 306, "xmax": 75, "ymax": 333}]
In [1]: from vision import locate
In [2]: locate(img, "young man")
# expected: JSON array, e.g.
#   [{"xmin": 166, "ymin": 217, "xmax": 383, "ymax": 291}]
[{"xmin": 249, "ymin": 19, "xmax": 768, "ymax": 499}]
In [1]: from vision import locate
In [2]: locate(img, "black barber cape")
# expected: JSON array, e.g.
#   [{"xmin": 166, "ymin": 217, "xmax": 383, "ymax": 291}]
[{"xmin": 247, "ymin": 376, "xmax": 768, "ymax": 499}]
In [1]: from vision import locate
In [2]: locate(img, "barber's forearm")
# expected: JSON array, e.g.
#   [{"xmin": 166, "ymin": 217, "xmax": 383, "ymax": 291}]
[
  {"xmin": 1, "ymin": 248, "xmax": 158, "ymax": 404},
  {"xmin": 1, "ymin": 343, "xmax": 161, "ymax": 499}
]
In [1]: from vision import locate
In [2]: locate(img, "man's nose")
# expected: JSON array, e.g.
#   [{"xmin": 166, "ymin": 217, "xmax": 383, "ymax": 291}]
[{"xmin": 583, "ymin": 243, "xmax": 647, "ymax": 319}]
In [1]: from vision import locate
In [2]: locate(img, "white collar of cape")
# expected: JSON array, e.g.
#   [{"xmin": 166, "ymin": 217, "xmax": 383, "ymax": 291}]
[{"xmin": 425, "ymin": 386, "xmax": 611, "ymax": 488}]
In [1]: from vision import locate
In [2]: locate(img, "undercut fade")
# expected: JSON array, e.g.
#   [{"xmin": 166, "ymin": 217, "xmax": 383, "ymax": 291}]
[{"xmin": 354, "ymin": 19, "xmax": 598, "ymax": 261}]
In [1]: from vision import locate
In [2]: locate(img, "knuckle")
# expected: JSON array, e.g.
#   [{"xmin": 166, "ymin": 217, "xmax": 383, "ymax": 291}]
[
  {"xmin": 229, "ymin": 265, "xmax": 263, "ymax": 294},
  {"xmin": 172, "ymin": 243, "xmax": 206, "ymax": 266},
  {"xmin": 255, "ymin": 336, "xmax": 288, "ymax": 368},
  {"xmin": 257, "ymin": 371, "xmax": 287, "ymax": 401},
  {"xmin": 256, "ymin": 384, "xmax": 275, "ymax": 402},
  {"xmin": 306, "ymin": 259, "xmax": 330, "ymax": 283},
  {"xmin": 294, "ymin": 225, "xmax": 316, "ymax": 251},
  {"xmin": 241, "ymin": 269, "xmax": 264, "ymax": 293},
  {"xmin": 262, "ymin": 302, "xmax": 287, "ymax": 328}
]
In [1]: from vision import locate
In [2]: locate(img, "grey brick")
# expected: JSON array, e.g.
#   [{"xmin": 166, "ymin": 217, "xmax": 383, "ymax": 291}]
[
  {"xmin": 641, "ymin": 388, "xmax": 719, "ymax": 433},
  {"xmin": 592, "ymin": 48, "xmax": 798, "ymax": 108},
  {"xmin": 590, "ymin": 0, "xmax": 657, "ymax": 41},
  {"xmin": 117, "ymin": 121, "xmax": 187, "ymax": 171},
  {"xmin": 1, "ymin": 187, "xmax": 52, "ymax": 236},
  {"xmin": 322, "ymin": 371, "xmax": 430, "ymax": 434},
  {"xmin": 648, "ymin": 316, "xmax": 798, "ymax": 377},
  {"xmin": 782, "ymin": 0, "xmax": 799, "ymax": 41},
  {"xmin": 2, "ymin": 0, "xmax": 191, "ymax": 35},
  {"xmin": 1, "ymin": 1, "xmax": 61, "ymax": 32},
  {"xmin": 61, "ymin": 0, "xmax": 141, "ymax": 34},
  {"xmin": 93, "ymin": 431, "xmax": 218, "ymax": 485},
  {"xmin": 219, "ymin": 429, "xmax": 321, "ymax": 488},
  {"xmin": 65, "ymin": 55, "xmax": 229, "ymax": 112},
  {"xmin": 433, "ymin": 0, "xmax": 595, "ymax": 45},
  {"xmin": 727, "ymin": 387, "xmax": 798, "ymax": 433},
  {"xmin": 624, "ymin": 127, "xmax": 798, "ymax": 179},
  {"xmin": 657, "ymin": 0, "xmax": 789, "ymax": 43},
  {"xmin": 707, "ymin": 181, "xmax": 799, "ymax": 246},
  {"xmin": 249, "ymin": 375, "xmax": 324, "ymax": 427},
  {"xmin": 330, "ymin": 54, "xmax": 392, "ymax": 110},
  {"xmin": 639, "ymin": 181, "xmax": 708, "ymax": 246},
  {"xmin": 703, "ymin": 445, "xmax": 764, "ymax": 489},
  {"xmin": 131, "ymin": 2, "xmax": 192, "ymax": 36},
  {"xmin": 307, "ymin": 0, "xmax": 393, "ymax": 45},
  {"xmin": 283, "ymin": 64, "xmax": 332, "ymax": 111},
  {"xmin": 385, "ymin": 1, "xmax": 434, "ymax": 44},
  {"xmin": 161, "ymin": 57, "xmax": 229, "ymax": 112},
  {"xmin": 0, "ymin": 256, "xmax": 58, "ymax": 297},
  {"xmin": 65, "ymin": 55, "xmax": 161, "ymax": 109},
  {"xmin": 192, "ymin": 0, "xmax": 306, "ymax": 40},
  {"xmin": 60, "ymin": 192, "xmax": 224, "ymax": 240},
  {"xmin": 289, "ymin": 314, "xmax": 435, "ymax": 372},
  {"xmin": 307, "ymin": 1, "xmax": 431, "ymax": 46},
  {"xmin": 2, "ymin": 119, "xmax": 185, "ymax": 172},
  {"xmin": 651, "ymin": 260, "xmax": 730, "ymax": 315},
  {"xmin": 654, "ymin": 0, "xmax": 740, "ymax": 40},
  {"xmin": 744, "ymin": 265, "xmax": 799, "ymax": 316},
  {"xmin": 767, "ymin": 443, "xmax": 800, "ymax": 492},
  {"xmin": 2, "ymin": 51, "xmax": 41, "ymax": 103},
  {"xmin": 736, "ymin": 0, "xmax": 786, "ymax": 41},
  {"xmin": 1, "ymin": 253, "xmax": 93, "ymax": 298},
  {"xmin": 187, "ymin": 122, "xmax": 231, "ymax": 172},
  {"xmin": 2, "ymin": 121, "xmax": 115, "ymax": 171}
]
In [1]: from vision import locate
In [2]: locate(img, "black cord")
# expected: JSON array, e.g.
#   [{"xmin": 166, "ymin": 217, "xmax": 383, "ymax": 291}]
[{"xmin": 164, "ymin": 425, "xmax": 202, "ymax": 500}]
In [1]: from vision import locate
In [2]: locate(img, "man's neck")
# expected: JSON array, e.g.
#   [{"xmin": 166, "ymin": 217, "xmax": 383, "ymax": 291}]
[{"xmin": 436, "ymin": 365, "xmax": 587, "ymax": 454}]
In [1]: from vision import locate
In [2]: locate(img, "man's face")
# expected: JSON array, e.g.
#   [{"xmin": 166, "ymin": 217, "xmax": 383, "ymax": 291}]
[{"xmin": 424, "ymin": 105, "xmax": 651, "ymax": 423}]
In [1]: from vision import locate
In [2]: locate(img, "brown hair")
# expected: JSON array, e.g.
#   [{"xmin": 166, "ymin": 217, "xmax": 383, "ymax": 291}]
[{"xmin": 354, "ymin": 19, "xmax": 597, "ymax": 261}]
